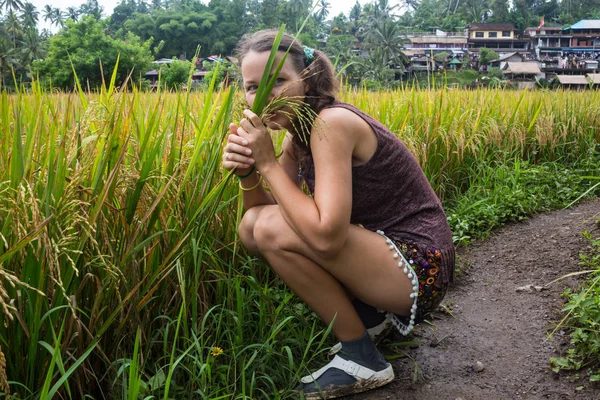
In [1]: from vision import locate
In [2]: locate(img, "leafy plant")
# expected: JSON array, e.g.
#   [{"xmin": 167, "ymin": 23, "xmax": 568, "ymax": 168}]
[{"xmin": 550, "ymin": 232, "xmax": 600, "ymax": 383}]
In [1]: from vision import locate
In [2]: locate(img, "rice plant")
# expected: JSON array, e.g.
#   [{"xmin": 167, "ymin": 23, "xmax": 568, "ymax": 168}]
[{"xmin": 1, "ymin": 70, "xmax": 599, "ymax": 398}]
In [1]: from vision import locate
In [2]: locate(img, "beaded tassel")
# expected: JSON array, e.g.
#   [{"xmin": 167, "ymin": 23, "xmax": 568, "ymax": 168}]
[{"xmin": 376, "ymin": 230, "xmax": 419, "ymax": 336}]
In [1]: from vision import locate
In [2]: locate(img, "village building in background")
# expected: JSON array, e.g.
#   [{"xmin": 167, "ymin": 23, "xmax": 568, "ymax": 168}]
[{"xmin": 402, "ymin": 19, "xmax": 600, "ymax": 88}]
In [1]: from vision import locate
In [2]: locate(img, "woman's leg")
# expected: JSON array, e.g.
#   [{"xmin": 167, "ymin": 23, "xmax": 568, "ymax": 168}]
[
  {"xmin": 241, "ymin": 205, "xmax": 414, "ymax": 342},
  {"xmin": 239, "ymin": 205, "xmax": 413, "ymax": 396}
]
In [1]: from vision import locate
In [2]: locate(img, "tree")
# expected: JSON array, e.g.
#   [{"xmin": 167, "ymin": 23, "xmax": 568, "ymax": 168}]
[
  {"xmin": 79, "ymin": 0, "xmax": 103, "ymax": 20},
  {"xmin": 349, "ymin": 1, "xmax": 361, "ymax": 22},
  {"xmin": 160, "ymin": 58, "xmax": 192, "ymax": 89},
  {"xmin": 314, "ymin": 0, "xmax": 330, "ymax": 23},
  {"xmin": 51, "ymin": 7, "xmax": 65, "ymax": 28},
  {"xmin": 66, "ymin": 6, "xmax": 80, "ymax": 21},
  {"xmin": 19, "ymin": 27, "xmax": 46, "ymax": 65},
  {"xmin": 0, "ymin": 35, "xmax": 19, "ymax": 84},
  {"xmin": 489, "ymin": 0, "xmax": 509, "ymax": 21},
  {"xmin": 0, "ymin": 0, "xmax": 23, "ymax": 14},
  {"xmin": 125, "ymin": 8, "xmax": 218, "ymax": 58},
  {"xmin": 20, "ymin": 2, "xmax": 38, "ymax": 28},
  {"xmin": 260, "ymin": 0, "xmax": 283, "ymax": 28},
  {"xmin": 478, "ymin": 47, "xmax": 498, "ymax": 66},
  {"xmin": 42, "ymin": 4, "xmax": 53, "ymax": 23},
  {"xmin": 33, "ymin": 16, "xmax": 153, "ymax": 89},
  {"xmin": 365, "ymin": 19, "xmax": 408, "ymax": 68},
  {"xmin": 109, "ymin": 0, "xmax": 137, "ymax": 33},
  {"xmin": 285, "ymin": 0, "xmax": 312, "ymax": 31},
  {"xmin": 5, "ymin": 11, "xmax": 22, "ymax": 48}
]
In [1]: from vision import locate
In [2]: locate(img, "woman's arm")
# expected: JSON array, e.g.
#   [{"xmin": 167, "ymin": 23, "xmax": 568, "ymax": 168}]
[
  {"xmin": 240, "ymin": 134, "xmax": 301, "ymax": 208},
  {"xmin": 224, "ymin": 125, "xmax": 301, "ymax": 210},
  {"xmin": 248, "ymin": 108, "xmax": 357, "ymax": 258}
]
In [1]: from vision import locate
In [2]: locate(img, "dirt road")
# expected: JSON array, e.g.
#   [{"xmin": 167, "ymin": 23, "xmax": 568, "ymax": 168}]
[{"xmin": 349, "ymin": 198, "xmax": 600, "ymax": 400}]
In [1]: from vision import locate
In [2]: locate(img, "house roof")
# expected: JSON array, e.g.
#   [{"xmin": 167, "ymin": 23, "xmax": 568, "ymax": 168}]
[
  {"xmin": 586, "ymin": 73, "xmax": 600, "ymax": 84},
  {"xmin": 153, "ymin": 58, "xmax": 174, "ymax": 64},
  {"xmin": 410, "ymin": 37, "xmax": 467, "ymax": 44},
  {"xmin": 468, "ymin": 23, "xmax": 515, "ymax": 31},
  {"xmin": 492, "ymin": 52, "xmax": 524, "ymax": 62},
  {"xmin": 403, "ymin": 50, "xmax": 425, "ymax": 56},
  {"xmin": 568, "ymin": 20, "xmax": 600, "ymax": 30},
  {"xmin": 556, "ymin": 75, "xmax": 590, "ymax": 85},
  {"xmin": 524, "ymin": 27, "xmax": 562, "ymax": 32},
  {"xmin": 502, "ymin": 62, "xmax": 541, "ymax": 75}
]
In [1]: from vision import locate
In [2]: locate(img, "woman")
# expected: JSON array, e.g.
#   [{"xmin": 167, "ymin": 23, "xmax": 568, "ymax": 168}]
[{"xmin": 222, "ymin": 29, "xmax": 454, "ymax": 399}]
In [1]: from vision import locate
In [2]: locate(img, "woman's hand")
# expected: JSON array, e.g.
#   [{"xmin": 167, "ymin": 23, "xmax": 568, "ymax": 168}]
[
  {"xmin": 223, "ymin": 122, "xmax": 255, "ymax": 175},
  {"xmin": 236, "ymin": 110, "xmax": 278, "ymax": 172}
]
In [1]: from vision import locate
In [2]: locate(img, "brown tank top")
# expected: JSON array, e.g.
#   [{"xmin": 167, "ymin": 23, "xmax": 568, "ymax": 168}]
[{"xmin": 300, "ymin": 101, "xmax": 455, "ymax": 285}]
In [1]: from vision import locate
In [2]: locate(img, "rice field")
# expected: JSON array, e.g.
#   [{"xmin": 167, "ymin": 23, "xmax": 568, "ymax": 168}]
[{"xmin": 1, "ymin": 83, "xmax": 599, "ymax": 398}]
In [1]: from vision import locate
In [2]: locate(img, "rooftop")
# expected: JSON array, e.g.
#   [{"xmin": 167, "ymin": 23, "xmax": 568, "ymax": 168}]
[
  {"xmin": 502, "ymin": 62, "xmax": 541, "ymax": 75},
  {"xmin": 587, "ymin": 73, "xmax": 600, "ymax": 84},
  {"xmin": 567, "ymin": 20, "xmax": 600, "ymax": 30},
  {"xmin": 468, "ymin": 23, "xmax": 516, "ymax": 31},
  {"xmin": 556, "ymin": 75, "xmax": 590, "ymax": 85},
  {"xmin": 410, "ymin": 37, "xmax": 467, "ymax": 44}
]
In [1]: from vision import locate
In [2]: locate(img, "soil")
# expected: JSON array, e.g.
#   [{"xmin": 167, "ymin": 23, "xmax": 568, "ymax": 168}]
[{"xmin": 348, "ymin": 198, "xmax": 600, "ymax": 400}]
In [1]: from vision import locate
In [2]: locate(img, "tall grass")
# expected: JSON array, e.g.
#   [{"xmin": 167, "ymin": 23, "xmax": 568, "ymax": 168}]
[{"xmin": 1, "ymin": 82, "xmax": 599, "ymax": 398}]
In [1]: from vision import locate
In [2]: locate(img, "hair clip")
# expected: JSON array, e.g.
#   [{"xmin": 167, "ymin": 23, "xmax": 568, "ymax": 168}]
[{"xmin": 303, "ymin": 45, "xmax": 315, "ymax": 66}]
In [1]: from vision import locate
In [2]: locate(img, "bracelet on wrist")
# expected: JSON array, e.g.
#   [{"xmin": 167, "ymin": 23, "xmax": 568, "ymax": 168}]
[
  {"xmin": 239, "ymin": 174, "xmax": 263, "ymax": 192},
  {"xmin": 235, "ymin": 166, "xmax": 256, "ymax": 179}
]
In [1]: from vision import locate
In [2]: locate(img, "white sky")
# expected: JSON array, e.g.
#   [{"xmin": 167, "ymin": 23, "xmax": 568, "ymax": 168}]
[{"xmin": 29, "ymin": 0, "xmax": 400, "ymax": 33}]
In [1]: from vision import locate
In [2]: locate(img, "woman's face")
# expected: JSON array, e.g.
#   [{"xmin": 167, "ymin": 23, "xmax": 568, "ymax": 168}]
[{"xmin": 241, "ymin": 50, "xmax": 308, "ymax": 131}]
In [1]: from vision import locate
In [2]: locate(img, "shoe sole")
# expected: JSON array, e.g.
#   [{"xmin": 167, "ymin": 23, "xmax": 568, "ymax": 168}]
[{"xmin": 303, "ymin": 365, "xmax": 394, "ymax": 399}]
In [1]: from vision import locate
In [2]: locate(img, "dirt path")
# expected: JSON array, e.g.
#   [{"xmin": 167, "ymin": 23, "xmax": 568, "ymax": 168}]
[{"xmin": 349, "ymin": 198, "xmax": 600, "ymax": 400}]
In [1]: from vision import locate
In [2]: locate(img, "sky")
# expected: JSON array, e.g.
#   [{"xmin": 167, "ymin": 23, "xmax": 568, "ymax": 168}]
[{"xmin": 29, "ymin": 0, "xmax": 402, "ymax": 33}]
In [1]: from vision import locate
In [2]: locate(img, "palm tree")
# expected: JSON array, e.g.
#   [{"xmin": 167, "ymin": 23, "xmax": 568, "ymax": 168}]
[
  {"xmin": 314, "ymin": 0, "xmax": 330, "ymax": 23},
  {"xmin": 42, "ymin": 4, "xmax": 53, "ymax": 23},
  {"xmin": 5, "ymin": 10, "xmax": 23, "ymax": 48},
  {"xmin": 0, "ymin": 0, "xmax": 24, "ymax": 14},
  {"xmin": 288, "ymin": 0, "xmax": 311, "ymax": 30},
  {"xmin": 50, "ymin": 7, "xmax": 65, "ymax": 28},
  {"xmin": 0, "ymin": 35, "xmax": 19, "ymax": 83},
  {"xmin": 19, "ymin": 28, "xmax": 45, "ymax": 65},
  {"xmin": 366, "ymin": 19, "xmax": 407, "ymax": 68},
  {"xmin": 20, "ymin": 2, "xmax": 38, "ymax": 28},
  {"xmin": 349, "ymin": 1, "xmax": 361, "ymax": 22},
  {"xmin": 66, "ymin": 6, "xmax": 79, "ymax": 21}
]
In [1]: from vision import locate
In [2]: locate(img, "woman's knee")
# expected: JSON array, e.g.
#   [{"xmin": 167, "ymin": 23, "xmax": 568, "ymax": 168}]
[
  {"xmin": 238, "ymin": 207, "xmax": 263, "ymax": 254},
  {"xmin": 253, "ymin": 207, "xmax": 289, "ymax": 254}
]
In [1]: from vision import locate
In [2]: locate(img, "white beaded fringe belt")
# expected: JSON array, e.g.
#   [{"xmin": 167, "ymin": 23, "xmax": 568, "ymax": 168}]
[{"xmin": 376, "ymin": 230, "xmax": 419, "ymax": 336}]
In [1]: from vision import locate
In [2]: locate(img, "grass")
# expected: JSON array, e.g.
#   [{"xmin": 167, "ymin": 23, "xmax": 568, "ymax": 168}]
[
  {"xmin": 550, "ymin": 231, "xmax": 600, "ymax": 383},
  {"xmin": 0, "ymin": 77, "xmax": 599, "ymax": 398}
]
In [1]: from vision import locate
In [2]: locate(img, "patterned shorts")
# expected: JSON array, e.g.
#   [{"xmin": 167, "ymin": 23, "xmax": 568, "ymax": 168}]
[{"xmin": 394, "ymin": 242, "xmax": 448, "ymax": 324}]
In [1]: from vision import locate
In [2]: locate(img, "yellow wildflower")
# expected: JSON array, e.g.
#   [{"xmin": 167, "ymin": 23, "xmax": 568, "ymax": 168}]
[{"xmin": 211, "ymin": 346, "xmax": 224, "ymax": 357}]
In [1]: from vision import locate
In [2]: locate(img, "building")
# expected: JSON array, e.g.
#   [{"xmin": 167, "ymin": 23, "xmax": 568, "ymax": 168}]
[
  {"xmin": 525, "ymin": 20, "xmax": 600, "ymax": 59},
  {"xmin": 556, "ymin": 75, "xmax": 589, "ymax": 87},
  {"xmin": 502, "ymin": 62, "xmax": 544, "ymax": 88},
  {"xmin": 409, "ymin": 55, "xmax": 442, "ymax": 73},
  {"xmin": 404, "ymin": 30, "xmax": 468, "ymax": 56},
  {"xmin": 554, "ymin": 74, "xmax": 600, "ymax": 89},
  {"xmin": 524, "ymin": 27, "xmax": 568, "ymax": 59},
  {"xmin": 466, "ymin": 23, "xmax": 529, "ymax": 54},
  {"xmin": 564, "ymin": 20, "xmax": 600, "ymax": 52},
  {"xmin": 489, "ymin": 52, "xmax": 526, "ymax": 69}
]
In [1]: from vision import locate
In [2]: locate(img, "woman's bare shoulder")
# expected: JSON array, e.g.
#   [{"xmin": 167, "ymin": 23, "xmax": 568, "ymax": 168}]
[{"xmin": 314, "ymin": 107, "xmax": 367, "ymax": 137}]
